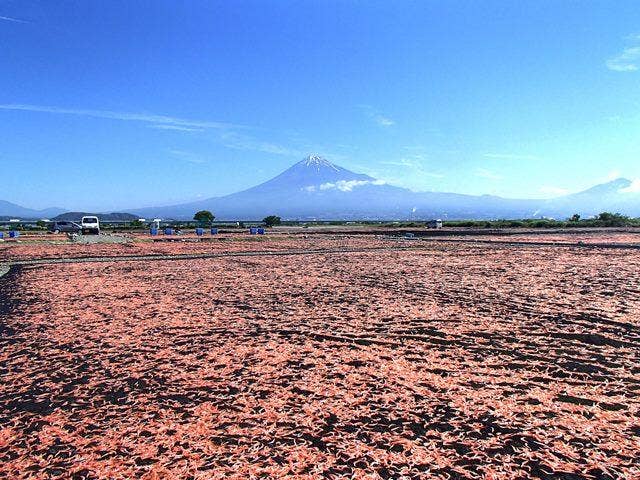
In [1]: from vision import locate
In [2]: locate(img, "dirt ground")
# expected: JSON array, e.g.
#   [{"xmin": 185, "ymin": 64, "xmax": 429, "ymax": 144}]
[{"xmin": 1, "ymin": 233, "xmax": 639, "ymax": 479}]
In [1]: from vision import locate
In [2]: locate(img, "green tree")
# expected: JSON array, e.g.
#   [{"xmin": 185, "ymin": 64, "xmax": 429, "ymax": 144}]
[
  {"xmin": 569, "ymin": 214, "xmax": 581, "ymax": 222},
  {"xmin": 194, "ymin": 210, "xmax": 215, "ymax": 226},
  {"xmin": 263, "ymin": 215, "xmax": 281, "ymax": 227},
  {"xmin": 596, "ymin": 212, "xmax": 629, "ymax": 227}
]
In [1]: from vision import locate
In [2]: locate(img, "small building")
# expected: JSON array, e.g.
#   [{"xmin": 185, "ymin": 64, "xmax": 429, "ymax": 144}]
[{"xmin": 426, "ymin": 219, "xmax": 443, "ymax": 229}]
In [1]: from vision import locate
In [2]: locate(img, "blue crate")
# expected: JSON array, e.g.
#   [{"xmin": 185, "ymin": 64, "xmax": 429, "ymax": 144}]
[
  {"xmin": 164, "ymin": 228, "xmax": 174, "ymax": 235},
  {"xmin": 195, "ymin": 228, "xmax": 204, "ymax": 236},
  {"xmin": 257, "ymin": 228, "xmax": 265, "ymax": 235},
  {"xmin": 150, "ymin": 228, "xmax": 158, "ymax": 236},
  {"xmin": 249, "ymin": 227, "xmax": 258, "ymax": 235},
  {"xmin": 9, "ymin": 231, "xmax": 19, "ymax": 238},
  {"xmin": 210, "ymin": 227, "xmax": 218, "ymax": 235}
]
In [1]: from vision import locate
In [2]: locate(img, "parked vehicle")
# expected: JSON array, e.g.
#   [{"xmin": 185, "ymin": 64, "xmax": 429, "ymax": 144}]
[
  {"xmin": 81, "ymin": 216, "xmax": 100, "ymax": 235},
  {"xmin": 48, "ymin": 221, "xmax": 82, "ymax": 234}
]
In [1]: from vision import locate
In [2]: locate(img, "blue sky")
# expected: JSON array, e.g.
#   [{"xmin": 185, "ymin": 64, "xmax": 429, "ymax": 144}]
[{"xmin": 1, "ymin": 1, "xmax": 640, "ymax": 211}]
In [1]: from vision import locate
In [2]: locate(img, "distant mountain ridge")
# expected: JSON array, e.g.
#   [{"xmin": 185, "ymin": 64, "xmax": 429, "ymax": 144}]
[
  {"xmin": 131, "ymin": 155, "xmax": 640, "ymax": 220},
  {"xmin": 0, "ymin": 200, "xmax": 65, "ymax": 219},
  {"xmin": 52, "ymin": 212, "xmax": 138, "ymax": 222},
  {"xmin": 3, "ymin": 156, "xmax": 640, "ymax": 220}
]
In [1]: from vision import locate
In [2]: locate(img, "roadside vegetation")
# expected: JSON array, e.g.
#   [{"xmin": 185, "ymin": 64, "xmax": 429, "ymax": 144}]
[
  {"xmin": 3, "ymin": 211, "xmax": 639, "ymax": 232},
  {"xmin": 277, "ymin": 212, "xmax": 640, "ymax": 229},
  {"xmin": 444, "ymin": 212, "xmax": 640, "ymax": 229}
]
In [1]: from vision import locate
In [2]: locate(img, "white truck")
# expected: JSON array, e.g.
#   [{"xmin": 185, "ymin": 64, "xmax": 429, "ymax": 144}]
[{"xmin": 81, "ymin": 216, "xmax": 100, "ymax": 235}]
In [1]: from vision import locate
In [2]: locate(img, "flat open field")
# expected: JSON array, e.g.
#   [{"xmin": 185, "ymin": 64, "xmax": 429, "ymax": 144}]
[
  {"xmin": 1, "ymin": 233, "xmax": 640, "ymax": 479},
  {"xmin": 0, "ymin": 233, "xmax": 397, "ymax": 262}
]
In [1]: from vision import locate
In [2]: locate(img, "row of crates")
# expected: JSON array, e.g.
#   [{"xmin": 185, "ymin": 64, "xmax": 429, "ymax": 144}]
[
  {"xmin": 149, "ymin": 228, "xmax": 220, "ymax": 236},
  {"xmin": 149, "ymin": 227, "xmax": 266, "ymax": 236},
  {"xmin": 0, "ymin": 231, "xmax": 20, "ymax": 239}
]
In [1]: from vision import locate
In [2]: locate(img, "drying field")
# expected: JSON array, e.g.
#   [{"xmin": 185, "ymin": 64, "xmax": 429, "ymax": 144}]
[
  {"xmin": 1, "ymin": 235, "xmax": 640, "ymax": 479},
  {"xmin": 0, "ymin": 234, "xmax": 396, "ymax": 262}
]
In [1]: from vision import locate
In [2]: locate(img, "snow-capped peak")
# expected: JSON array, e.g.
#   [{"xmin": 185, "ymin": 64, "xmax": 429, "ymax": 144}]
[{"xmin": 300, "ymin": 154, "xmax": 339, "ymax": 171}]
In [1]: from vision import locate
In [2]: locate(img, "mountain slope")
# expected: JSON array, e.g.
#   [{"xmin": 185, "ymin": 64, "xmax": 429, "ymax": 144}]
[
  {"xmin": 0, "ymin": 200, "xmax": 66, "ymax": 219},
  {"xmin": 52, "ymin": 212, "xmax": 139, "ymax": 222},
  {"xmin": 131, "ymin": 156, "xmax": 640, "ymax": 220},
  {"xmin": 7, "ymin": 157, "xmax": 638, "ymax": 221},
  {"xmin": 537, "ymin": 178, "xmax": 640, "ymax": 218}
]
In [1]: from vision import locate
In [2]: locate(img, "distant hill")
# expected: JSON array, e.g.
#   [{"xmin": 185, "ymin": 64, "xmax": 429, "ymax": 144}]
[
  {"xmin": 131, "ymin": 155, "xmax": 640, "ymax": 220},
  {"xmin": 52, "ymin": 212, "xmax": 139, "ymax": 222},
  {"xmin": 5, "ymin": 156, "xmax": 640, "ymax": 221},
  {"xmin": 0, "ymin": 200, "xmax": 66, "ymax": 219}
]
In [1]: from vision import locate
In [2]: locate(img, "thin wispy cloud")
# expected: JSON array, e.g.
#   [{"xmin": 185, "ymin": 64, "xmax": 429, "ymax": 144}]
[
  {"xmin": 380, "ymin": 152, "xmax": 445, "ymax": 181},
  {"xmin": 380, "ymin": 151, "xmax": 428, "ymax": 168},
  {"xmin": 0, "ymin": 103, "xmax": 302, "ymax": 157},
  {"xmin": 219, "ymin": 131, "xmax": 302, "ymax": 157},
  {"xmin": 358, "ymin": 104, "xmax": 395, "ymax": 127},
  {"xmin": 0, "ymin": 103, "xmax": 240, "ymax": 130},
  {"xmin": 373, "ymin": 114, "xmax": 394, "ymax": 127},
  {"xmin": 169, "ymin": 149, "xmax": 206, "ymax": 164},
  {"xmin": 380, "ymin": 159, "xmax": 419, "ymax": 167},
  {"xmin": 606, "ymin": 34, "xmax": 640, "ymax": 72},
  {"xmin": 0, "ymin": 15, "xmax": 30, "ymax": 24},
  {"xmin": 150, "ymin": 124, "xmax": 204, "ymax": 132},
  {"xmin": 380, "ymin": 161, "xmax": 444, "ymax": 178},
  {"xmin": 482, "ymin": 153, "xmax": 539, "ymax": 161},
  {"xmin": 475, "ymin": 168, "xmax": 503, "ymax": 181},
  {"xmin": 606, "ymin": 47, "xmax": 640, "ymax": 71}
]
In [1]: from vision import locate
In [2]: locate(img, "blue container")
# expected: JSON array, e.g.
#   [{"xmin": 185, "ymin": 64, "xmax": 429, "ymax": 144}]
[
  {"xmin": 0, "ymin": 232, "xmax": 4, "ymax": 239},
  {"xmin": 249, "ymin": 227, "xmax": 258, "ymax": 235},
  {"xmin": 9, "ymin": 231, "xmax": 19, "ymax": 238},
  {"xmin": 210, "ymin": 227, "xmax": 218, "ymax": 235},
  {"xmin": 257, "ymin": 228, "xmax": 265, "ymax": 235},
  {"xmin": 195, "ymin": 228, "xmax": 204, "ymax": 236},
  {"xmin": 164, "ymin": 228, "xmax": 174, "ymax": 235},
  {"xmin": 150, "ymin": 228, "xmax": 158, "ymax": 236}
]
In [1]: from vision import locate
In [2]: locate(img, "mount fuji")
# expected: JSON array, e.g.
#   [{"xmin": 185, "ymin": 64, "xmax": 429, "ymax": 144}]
[{"xmin": 130, "ymin": 155, "xmax": 640, "ymax": 220}]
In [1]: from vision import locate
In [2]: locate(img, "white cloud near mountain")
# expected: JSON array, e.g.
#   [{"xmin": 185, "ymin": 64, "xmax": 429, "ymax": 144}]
[
  {"xmin": 304, "ymin": 179, "xmax": 386, "ymax": 193},
  {"xmin": 620, "ymin": 179, "xmax": 640, "ymax": 193}
]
